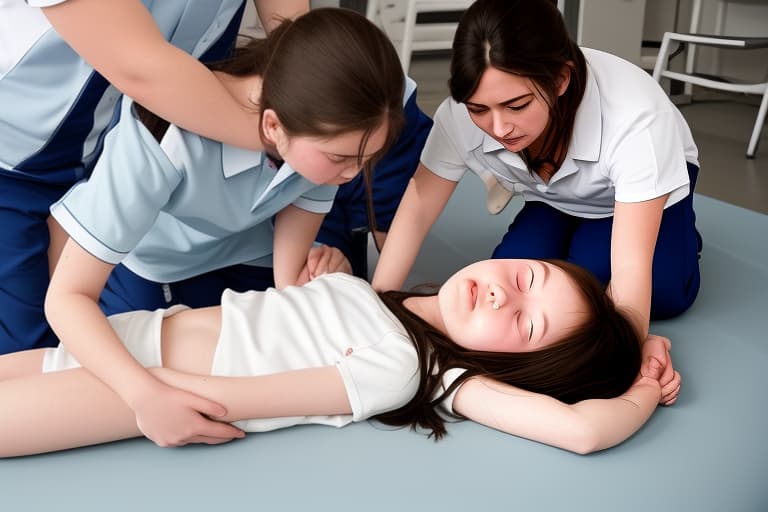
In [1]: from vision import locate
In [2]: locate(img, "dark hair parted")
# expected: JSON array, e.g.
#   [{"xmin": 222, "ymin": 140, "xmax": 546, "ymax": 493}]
[
  {"xmin": 375, "ymin": 259, "xmax": 641, "ymax": 440},
  {"xmin": 449, "ymin": 0, "xmax": 586, "ymax": 175},
  {"xmin": 138, "ymin": 7, "xmax": 405, "ymax": 175}
]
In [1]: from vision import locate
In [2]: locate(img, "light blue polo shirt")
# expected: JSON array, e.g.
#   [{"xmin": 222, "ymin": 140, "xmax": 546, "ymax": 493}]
[
  {"xmin": 0, "ymin": 0, "xmax": 244, "ymax": 182},
  {"xmin": 50, "ymin": 97, "xmax": 337, "ymax": 283}
]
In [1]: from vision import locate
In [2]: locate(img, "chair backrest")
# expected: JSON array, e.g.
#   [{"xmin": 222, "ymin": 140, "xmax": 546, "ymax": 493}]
[{"xmin": 367, "ymin": 0, "xmax": 472, "ymax": 72}]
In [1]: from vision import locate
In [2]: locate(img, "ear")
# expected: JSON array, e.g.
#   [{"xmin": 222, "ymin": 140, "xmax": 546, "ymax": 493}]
[
  {"xmin": 556, "ymin": 63, "xmax": 572, "ymax": 97},
  {"xmin": 261, "ymin": 108, "xmax": 285, "ymax": 146}
]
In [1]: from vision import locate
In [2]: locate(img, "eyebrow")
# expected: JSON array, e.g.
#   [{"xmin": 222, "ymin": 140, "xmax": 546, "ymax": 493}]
[{"xmin": 465, "ymin": 92, "xmax": 534, "ymax": 109}]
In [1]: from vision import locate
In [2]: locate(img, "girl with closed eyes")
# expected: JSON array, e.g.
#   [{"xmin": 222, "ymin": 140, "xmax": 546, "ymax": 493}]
[
  {"xmin": 0, "ymin": 258, "xmax": 672, "ymax": 457},
  {"xmin": 373, "ymin": 0, "xmax": 698, "ymax": 407}
]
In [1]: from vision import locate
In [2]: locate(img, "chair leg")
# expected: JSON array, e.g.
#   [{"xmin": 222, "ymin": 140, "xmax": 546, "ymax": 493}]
[
  {"xmin": 652, "ymin": 34, "xmax": 672, "ymax": 83},
  {"xmin": 399, "ymin": 0, "xmax": 418, "ymax": 73},
  {"xmin": 746, "ymin": 89, "xmax": 768, "ymax": 159}
]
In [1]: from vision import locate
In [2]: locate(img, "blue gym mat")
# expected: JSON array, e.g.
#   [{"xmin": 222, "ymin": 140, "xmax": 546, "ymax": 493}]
[{"xmin": 1, "ymin": 177, "xmax": 766, "ymax": 512}]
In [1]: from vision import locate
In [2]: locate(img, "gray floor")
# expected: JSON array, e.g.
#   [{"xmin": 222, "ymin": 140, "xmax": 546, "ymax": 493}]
[{"xmin": 408, "ymin": 52, "xmax": 768, "ymax": 215}]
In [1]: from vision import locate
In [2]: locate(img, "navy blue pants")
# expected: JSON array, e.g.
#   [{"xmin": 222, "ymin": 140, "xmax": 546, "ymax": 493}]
[
  {"xmin": 492, "ymin": 163, "xmax": 702, "ymax": 319},
  {"xmin": 0, "ymin": 174, "xmax": 73, "ymax": 353}
]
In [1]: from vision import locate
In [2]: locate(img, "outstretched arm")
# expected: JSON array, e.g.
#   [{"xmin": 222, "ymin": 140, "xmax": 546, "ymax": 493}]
[
  {"xmin": 272, "ymin": 205, "xmax": 325, "ymax": 288},
  {"xmin": 41, "ymin": 0, "xmax": 306, "ymax": 150},
  {"xmin": 149, "ymin": 365, "xmax": 352, "ymax": 422},
  {"xmin": 45, "ymin": 239, "xmax": 243, "ymax": 448},
  {"xmin": 452, "ymin": 341, "xmax": 669, "ymax": 455},
  {"xmin": 453, "ymin": 374, "xmax": 661, "ymax": 455},
  {"xmin": 372, "ymin": 164, "xmax": 457, "ymax": 291}
]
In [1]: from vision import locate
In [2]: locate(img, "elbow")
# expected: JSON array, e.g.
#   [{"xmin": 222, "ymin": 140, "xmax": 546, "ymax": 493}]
[
  {"xmin": 43, "ymin": 284, "xmax": 70, "ymax": 334},
  {"xmin": 564, "ymin": 423, "xmax": 603, "ymax": 455},
  {"xmin": 107, "ymin": 70, "xmax": 154, "ymax": 104}
]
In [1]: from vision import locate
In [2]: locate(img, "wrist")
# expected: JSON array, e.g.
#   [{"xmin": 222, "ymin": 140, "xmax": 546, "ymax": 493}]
[{"xmin": 122, "ymin": 372, "xmax": 164, "ymax": 410}]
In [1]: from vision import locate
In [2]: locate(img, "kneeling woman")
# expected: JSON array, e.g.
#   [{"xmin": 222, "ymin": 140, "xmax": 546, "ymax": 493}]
[{"xmin": 0, "ymin": 259, "xmax": 672, "ymax": 457}]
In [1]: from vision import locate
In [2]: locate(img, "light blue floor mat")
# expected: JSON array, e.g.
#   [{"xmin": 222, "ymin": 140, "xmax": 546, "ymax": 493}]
[{"xmin": 2, "ymin": 179, "xmax": 766, "ymax": 511}]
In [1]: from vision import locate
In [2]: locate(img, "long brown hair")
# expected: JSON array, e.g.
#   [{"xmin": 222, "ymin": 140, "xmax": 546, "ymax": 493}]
[
  {"xmin": 449, "ymin": 0, "xmax": 586, "ymax": 176},
  {"xmin": 375, "ymin": 259, "xmax": 641, "ymax": 440},
  {"xmin": 137, "ymin": 7, "xmax": 405, "ymax": 180}
]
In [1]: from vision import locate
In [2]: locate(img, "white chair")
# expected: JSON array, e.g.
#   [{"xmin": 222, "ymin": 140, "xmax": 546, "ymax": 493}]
[
  {"xmin": 651, "ymin": 0, "xmax": 768, "ymax": 158},
  {"xmin": 367, "ymin": 0, "xmax": 472, "ymax": 72}
]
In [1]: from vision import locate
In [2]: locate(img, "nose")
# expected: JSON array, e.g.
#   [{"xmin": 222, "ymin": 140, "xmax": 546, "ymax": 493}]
[
  {"xmin": 491, "ymin": 110, "xmax": 513, "ymax": 138},
  {"xmin": 485, "ymin": 283, "xmax": 509, "ymax": 309},
  {"xmin": 339, "ymin": 167, "xmax": 361, "ymax": 182}
]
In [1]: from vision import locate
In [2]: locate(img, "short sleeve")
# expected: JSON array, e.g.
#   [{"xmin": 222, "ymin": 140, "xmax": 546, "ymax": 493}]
[
  {"xmin": 609, "ymin": 110, "xmax": 690, "ymax": 207},
  {"xmin": 25, "ymin": 0, "xmax": 68, "ymax": 6},
  {"xmin": 420, "ymin": 99, "xmax": 471, "ymax": 182},
  {"xmin": 293, "ymin": 184, "xmax": 338, "ymax": 214},
  {"xmin": 50, "ymin": 98, "xmax": 183, "ymax": 264},
  {"xmin": 335, "ymin": 332, "xmax": 419, "ymax": 421},
  {"xmin": 434, "ymin": 367, "xmax": 467, "ymax": 416}
]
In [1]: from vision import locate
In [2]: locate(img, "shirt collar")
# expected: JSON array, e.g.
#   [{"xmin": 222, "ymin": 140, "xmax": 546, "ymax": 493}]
[
  {"xmin": 221, "ymin": 144, "xmax": 264, "ymax": 178},
  {"xmin": 474, "ymin": 62, "xmax": 603, "ymax": 164},
  {"xmin": 568, "ymin": 62, "xmax": 602, "ymax": 162}
]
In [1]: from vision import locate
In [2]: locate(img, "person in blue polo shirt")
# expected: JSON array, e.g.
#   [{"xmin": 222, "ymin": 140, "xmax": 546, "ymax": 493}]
[
  {"xmin": 45, "ymin": 8, "xmax": 406, "ymax": 448},
  {"xmin": 0, "ymin": 0, "xmax": 308, "ymax": 353}
]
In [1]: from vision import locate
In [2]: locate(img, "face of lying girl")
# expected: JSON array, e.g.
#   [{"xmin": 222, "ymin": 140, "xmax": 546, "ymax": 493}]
[{"xmin": 437, "ymin": 259, "xmax": 588, "ymax": 353}]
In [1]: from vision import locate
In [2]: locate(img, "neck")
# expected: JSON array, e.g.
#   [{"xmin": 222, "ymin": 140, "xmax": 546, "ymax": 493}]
[
  {"xmin": 215, "ymin": 72, "xmax": 268, "ymax": 151},
  {"xmin": 403, "ymin": 296, "xmax": 446, "ymax": 335}
]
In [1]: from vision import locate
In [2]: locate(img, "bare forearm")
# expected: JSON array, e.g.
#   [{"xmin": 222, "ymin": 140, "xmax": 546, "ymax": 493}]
[
  {"xmin": 43, "ymin": 0, "xmax": 262, "ymax": 150},
  {"xmin": 568, "ymin": 378, "xmax": 660, "ymax": 453},
  {"xmin": 273, "ymin": 207, "xmax": 324, "ymax": 288},
  {"xmin": 454, "ymin": 376, "xmax": 660, "ymax": 454},
  {"xmin": 45, "ymin": 291, "xmax": 158, "ymax": 407},
  {"xmin": 372, "ymin": 168, "xmax": 456, "ymax": 291},
  {"xmin": 149, "ymin": 366, "xmax": 352, "ymax": 421}
]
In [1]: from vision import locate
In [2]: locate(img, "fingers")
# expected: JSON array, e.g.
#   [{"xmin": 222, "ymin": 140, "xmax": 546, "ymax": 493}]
[
  {"xmin": 659, "ymin": 356, "xmax": 675, "ymax": 388},
  {"xmin": 647, "ymin": 334, "xmax": 671, "ymax": 351},
  {"xmin": 189, "ymin": 393, "xmax": 227, "ymax": 419},
  {"xmin": 641, "ymin": 356, "xmax": 664, "ymax": 380},
  {"xmin": 183, "ymin": 435, "xmax": 244, "ymax": 446},
  {"xmin": 306, "ymin": 245, "xmax": 352, "ymax": 279},
  {"xmin": 660, "ymin": 370, "xmax": 681, "ymax": 406},
  {"xmin": 194, "ymin": 416, "xmax": 245, "ymax": 441}
]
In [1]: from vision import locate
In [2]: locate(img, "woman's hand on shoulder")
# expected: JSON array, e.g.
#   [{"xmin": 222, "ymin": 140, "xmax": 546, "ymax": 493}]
[
  {"xmin": 641, "ymin": 334, "xmax": 680, "ymax": 405},
  {"xmin": 300, "ymin": 245, "xmax": 353, "ymax": 283},
  {"xmin": 131, "ymin": 376, "xmax": 245, "ymax": 447}
]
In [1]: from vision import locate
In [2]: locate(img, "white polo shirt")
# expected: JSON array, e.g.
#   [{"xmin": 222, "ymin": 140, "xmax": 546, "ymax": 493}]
[
  {"xmin": 0, "ymin": 0, "xmax": 243, "ymax": 181},
  {"xmin": 422, "ymin": 47, "xmax": 699, "ymax": 219},
  {"xmin": 51, "ymin": 97, "xmax": 337, "ymax": 283}
]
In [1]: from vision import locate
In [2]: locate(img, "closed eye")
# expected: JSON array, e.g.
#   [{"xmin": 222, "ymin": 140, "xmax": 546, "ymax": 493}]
[
  {"xmin": 508, "ymin": 101, "xmax": 532, "ymax": 111},
  {"xmin": 326, "ymin": 154, "xmax": 353, "ymax": 164},
  {"xmin": 528, "ymin": 265, "xmax": 534, "ymax": 290},
  {"xmin": 528, "ymin": 319, "xmax": 534, "ymax": 342}
]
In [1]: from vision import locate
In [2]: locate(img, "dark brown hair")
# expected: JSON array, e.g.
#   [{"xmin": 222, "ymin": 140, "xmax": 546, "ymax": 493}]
[
  {"xmin": 449, "ymin": 0, "xmax": 586, "ymax": 175},
  {"xmin": 375, "ymin": 259, "xmax": 641, "ymax": 440},
  {"xmin": 137, "ymin": 8, "xmax": 405, "ymax": 180}
]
